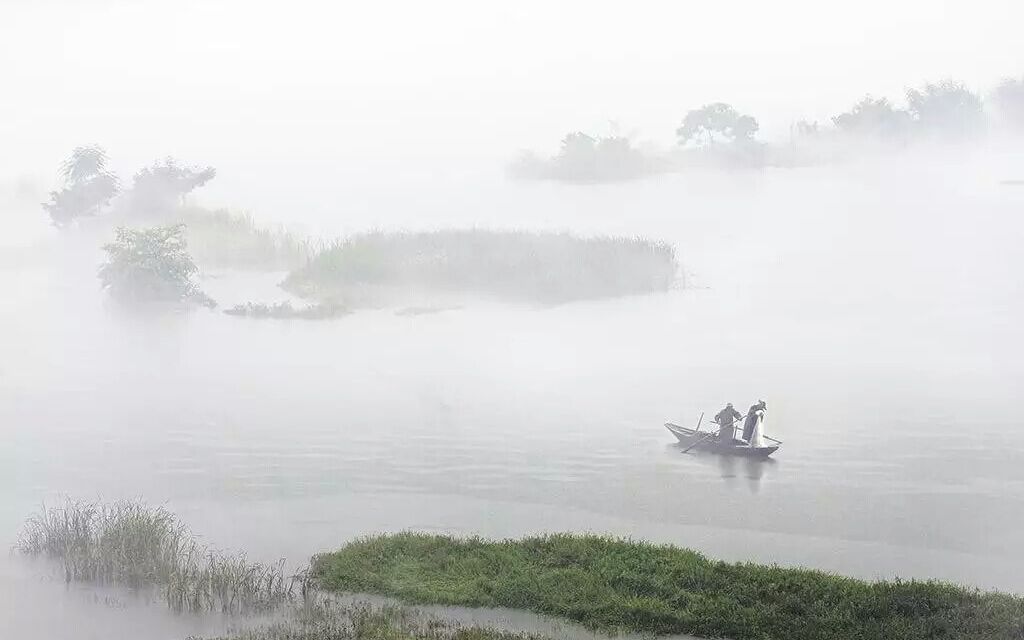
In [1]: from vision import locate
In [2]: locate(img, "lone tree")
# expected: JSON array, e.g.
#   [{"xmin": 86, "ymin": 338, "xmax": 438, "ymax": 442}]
[
  {"xmin": 906, "ymin": 80, "xmax": 985, "ymax": 139},
  {"xmin": 992, "ymin": 76, "xmax": 1024, "ymax": 130},
  {"xmin": 676, "ymin": 103, "xmax": 759, "ymax": 147},
  {"xmin": 98, "ymin": 224, "xmax": 214, "ymax": 306},
  {"xmin": 126, "ymin": 158, "xmax": 216, "ymax": 216},
  {"xmin": 832, "ymin": 96, "xmax": 912, "ymax": 140},
  {"xmin": 42, "ymin": 145, "xmax": 119, "ymax": 227}
]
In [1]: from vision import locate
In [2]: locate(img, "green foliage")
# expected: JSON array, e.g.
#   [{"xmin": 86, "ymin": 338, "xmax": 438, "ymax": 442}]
[
  {"xmin": 192, "ymin": 601, "xmax": 546, "ymax": 640},
  {"xmin": 17, "ymin": 499, "xmax": 296, "ymax": 614},
  {"xmin": 43, "ymin": 145, "xmax": 119, "ymax": 227},
  {"xmin": 677, "ymin": 103, "xmax": 759, "ymax": 147},
  {"xmin": 282, "ymin": 230, "xmax": 678, "ymax": 304},
  {"xmin": 98, "ymin": 224, "xmax": 215, "ymax": 306},
  {"xmin": 832, "ymin": 96, "xmax": 912, "ymax": 141},
  {"xmin": 312, "ymin": 533, "xmax": 1024, "ymax": 640},
  {"xmin": 906, "ymin": 80, "xmax": 985, "ymax": 139}
]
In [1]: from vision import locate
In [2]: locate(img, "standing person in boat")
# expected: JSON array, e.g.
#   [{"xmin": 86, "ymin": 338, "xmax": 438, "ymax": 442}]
[
  {"xmin": 714, "ymin": 403, "xmax": 743, "ymax": 442},
  {"xmin": 742, "ymin": 400, "xmax": 767, "ymax": 442}
]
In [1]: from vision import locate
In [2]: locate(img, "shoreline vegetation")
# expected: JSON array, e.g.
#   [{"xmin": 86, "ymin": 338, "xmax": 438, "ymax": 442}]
[
  {"xmin": 15, "ymin": 501, "xmax": 1024, "ymax": 639},
  {"xmin": 311, "ymin": 533, "xmax": 1024, "ymax": 640},
  {"xmin": 16, "ymin": 499, "xmax": 300, "ymax": 614},
  {"xmin": 190, "ymin": 601, "xmax": 545, "ymax": 640}
]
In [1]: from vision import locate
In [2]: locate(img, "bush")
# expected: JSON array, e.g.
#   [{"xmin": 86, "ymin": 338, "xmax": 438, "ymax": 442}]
[
  {"xmin": 17, "ymin": 499, "xmax": 294, "ymax": 614},
  {"xmin": 98, "ymin": 224, "xmax": 215, "ymax": 306}
]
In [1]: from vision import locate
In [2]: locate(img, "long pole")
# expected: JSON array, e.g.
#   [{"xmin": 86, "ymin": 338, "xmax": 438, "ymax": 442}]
[
  {"xmin": 682, "ymin": 431, "xmax": 716, "ymax": 453},
  {"xmin": 683, "ymin": 413, "xmax": 744, "ymax": 454}
]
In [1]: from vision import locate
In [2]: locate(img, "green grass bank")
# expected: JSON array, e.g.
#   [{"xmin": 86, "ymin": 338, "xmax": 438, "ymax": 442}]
[{"xmin": 311, "ymin": 533, "xmax": 1024, "ymax": 640}]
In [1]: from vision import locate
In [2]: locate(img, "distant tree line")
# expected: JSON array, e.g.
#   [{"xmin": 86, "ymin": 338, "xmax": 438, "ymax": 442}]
[{"xmin": 511, "ymin": 74, "xmax": 1024, "ymax": 181}]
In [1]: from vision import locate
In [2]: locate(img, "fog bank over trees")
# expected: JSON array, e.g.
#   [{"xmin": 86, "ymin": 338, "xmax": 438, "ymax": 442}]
[
  {"xmin": 3, "ymin": 0, "xmax": 1021, "ymax": 207},
  {"xmin": 510, "ymin": 75, "xmax": 1024, "ymax": 183}
]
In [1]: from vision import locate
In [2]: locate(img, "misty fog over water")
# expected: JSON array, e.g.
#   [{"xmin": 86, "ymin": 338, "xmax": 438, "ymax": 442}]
[
  {"xmin": 3, "ymin": 149, "xmax": 1024, "ymax": 639},
  {"xmin": 3, "ymin": 1, "xmax": 1024, "ymax": 638}
]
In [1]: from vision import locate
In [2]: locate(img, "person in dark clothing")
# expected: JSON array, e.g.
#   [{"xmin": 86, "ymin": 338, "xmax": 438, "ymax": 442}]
[
  {"xmin": 743, "ymin": 400, "xmax": 767, "ymax": 442},
  {"xmin": 714, "ymin": 403, "xmax": 743, "ymax": 442}
]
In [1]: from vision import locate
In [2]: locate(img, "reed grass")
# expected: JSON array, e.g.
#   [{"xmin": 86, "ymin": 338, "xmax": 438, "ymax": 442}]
[
  {"xmin": 16, "ymin": 499, "xmax": 299, "ymax": 614},
  {"xmin": 311, "ymin": 533, "xmax": 1024, "ymax": 640},
  {"xmin": 282, "ymin": 230, "xmax": 678, "ymax": 303},
  {"xmin": 178, "ymin": 208, "xmax": 316, "ymax": 271},
  {"xmin": 191, "ymin": 600, "xmax": 546, "ymax": 640}
]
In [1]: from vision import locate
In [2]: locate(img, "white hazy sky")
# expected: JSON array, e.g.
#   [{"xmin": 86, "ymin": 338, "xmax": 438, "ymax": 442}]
[{"xmin": 1, "ymin": 0, "xmax": 1021, "ymax": 187}]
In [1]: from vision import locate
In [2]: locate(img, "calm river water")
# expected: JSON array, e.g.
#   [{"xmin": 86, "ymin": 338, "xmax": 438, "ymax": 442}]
[{"xmin": 1, "ymin": 152, "xmax": 1023, "ymax": 638}]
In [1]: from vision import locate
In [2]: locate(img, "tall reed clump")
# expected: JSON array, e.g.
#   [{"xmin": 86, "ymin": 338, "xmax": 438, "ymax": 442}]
[
  {"xmin": 281, "ymin": 230, "xmax": 678, "ymax": 304},
  {"xmin": 16, "ymin": 499, "xmax": 298, "ymax": 614},
  {"xmin": 179, "ymin": 208, "xmax": 316, "ymax": 271},
  {"xmin": 191, "ymin": 600, "xmax": 547, "ymax": 640}
]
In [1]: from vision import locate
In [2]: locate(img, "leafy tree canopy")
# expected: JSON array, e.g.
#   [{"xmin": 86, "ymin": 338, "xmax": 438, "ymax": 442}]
[
  {"xmin": 832, "ymin": 96, "xmax": 911, "ymax": 139},
  {"xmin": 61, "ymin": 145, "xmax": 113, "ymax": 185},
  {"xmin": 677, "ymin": 103, "xmax": 759, "ymax": 147},
  {"xmin": 127, "ymin": 158, "xmax": 216, "ymax": 215},
  {"xmin": 906, "ymin": 80, "xmax": 985, "ymax": 138},
  {"xmin": 43, "ymin": 145, "xmax": 119, "ymax": 228}
]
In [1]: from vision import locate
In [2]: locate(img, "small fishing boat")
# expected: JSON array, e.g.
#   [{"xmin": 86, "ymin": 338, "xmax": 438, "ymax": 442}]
[{"xmin": 665, "ymin": 419, "xmax": 781, "ymax": 458}]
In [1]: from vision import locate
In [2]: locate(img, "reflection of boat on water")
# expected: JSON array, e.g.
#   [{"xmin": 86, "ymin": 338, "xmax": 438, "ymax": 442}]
[{"xmin": 665, "ymin": 412, "xmax": 781, "ymax": 459}]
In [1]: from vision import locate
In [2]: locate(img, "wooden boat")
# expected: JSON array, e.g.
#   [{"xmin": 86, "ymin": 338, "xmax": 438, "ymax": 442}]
[{"xmin": 664, "ymin": 422, "xmax": 780, "ymax": 458}]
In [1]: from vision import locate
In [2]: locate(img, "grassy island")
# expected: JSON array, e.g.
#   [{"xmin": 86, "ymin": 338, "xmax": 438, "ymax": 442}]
[
  {"xmin": 281, "ymin": 230, "xmax": 678, "ymax": 304},
  {"xmin": 311, "ymin": 533, "xmax": 1024, "ymax": 640}
]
